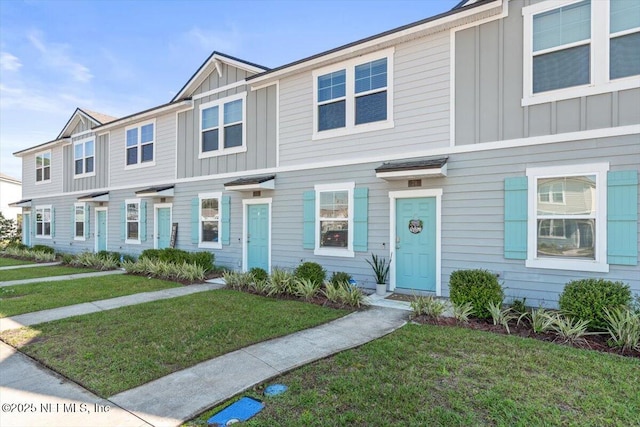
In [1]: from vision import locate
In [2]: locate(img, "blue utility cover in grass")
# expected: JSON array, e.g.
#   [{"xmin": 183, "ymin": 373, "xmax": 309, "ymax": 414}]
[
  {"xmin": 207, "ymin": 397, "xmax": 264, "ymax": 426},
  {"xmin": 264, "ymin": 384, "xmax": 288, "ymax": 396}
]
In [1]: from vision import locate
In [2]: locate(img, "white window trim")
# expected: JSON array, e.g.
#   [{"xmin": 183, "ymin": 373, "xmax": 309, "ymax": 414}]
[
  {"xmin": 124, "ymin": 119, "xmax": 156, "ymax": 170},
  {"xmin": 314, "ymin": 182, "xmax": 355, "ymax": 258},
  {"xmin": 73, "ymin": 137, "xmax": 96, "ymax": 178},
  {"xmin": 35, "ymin": 205, "xmax": 52, "ymax": 239},
  {"xmin": 153, "ymin": 203, "xmax": 173, "ymax": 249},
  {"xmin": 35, "ymin": 150, "xmax": 52, "ymax": 185},
  {"xmin": 312, "ymin": 48, "xmax": 395, "ymax": 141},
  {"xmin": 198, "ymin": 192, "xmax": 222, "ymax": 249},
  {"xmin": 74, "ymin": 202, "xmax": 86, "ymax": 241},
  {"xmin": 125, "ymin": 199, "xmax": 141, "ymax": 244},
  {"xmin": 522, "ymin": 0, "xmax": 640, "ymax": 106},
  {"xmin": 198, "ymin": 92, "xmax": 248, "ymax": 159},
  {"xmin": 525, "ymin": 163, "xmax": 609, "ymax": 273}
]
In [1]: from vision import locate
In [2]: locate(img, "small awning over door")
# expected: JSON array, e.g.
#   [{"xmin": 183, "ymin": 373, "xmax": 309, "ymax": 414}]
[{"xmin": 375, "ymin": 157, "xmax": 448, "ymax": 180}]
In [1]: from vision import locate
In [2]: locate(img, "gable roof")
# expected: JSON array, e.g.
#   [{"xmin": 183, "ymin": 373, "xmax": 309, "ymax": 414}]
[
  {"xmin": 57, "ymin": 107, "xmax": 118, "ymax": 139},
  {"xmin": 171, "ymin": 51, "xmax": 270, "ymax": 103}
]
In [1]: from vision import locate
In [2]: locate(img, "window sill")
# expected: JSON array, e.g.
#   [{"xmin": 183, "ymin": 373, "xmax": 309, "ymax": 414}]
[
  {"xmin": 522, "ymin": 76, "xmax": 640, "ymax": 107},
  {"xmin": 74, "ymin": 237, "xmax": 86, "ymax": 241},
  {"xmin": 199, "ymin": 242, "xmax": 222, "ymax": 250},
  {"xmin": 35, "ymin": 235, "xmax": 52, "ymax": 239},
  {"xmin": 74, "ymin": 172, "xmax": 96, "ymax": 179},
  {"xmin": 125, "ymin": 161, "xmax": 156, "ymax": 171},
  {"xmin": 526, "ymin": 258, "xmax": 609, "ymax": 273},
  {"xmin": 35, "ymin": 180, "xmax": 52, "ymax": 185},
  {"xmin": 312, "ymin": 120, "xmax": 394, "ymax": 141},
  {"xmin": 314, "ymin": 247, "xmax": 354, "ymax": 258},
  {"xmin": 199, "ymin": 145, "xmax": 247, "ymax": 159},
  {"xmin": 125, "ymin": 239, "xmax": 141, "ymax": 245}
]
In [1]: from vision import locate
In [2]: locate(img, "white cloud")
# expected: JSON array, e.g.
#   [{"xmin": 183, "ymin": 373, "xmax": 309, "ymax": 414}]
[
  {"xmin": 0, "ymin": 52, "xmax": 22, "ymax": 71},
  {"xmin": 27, "ymin": 30, "xmax": 93, "ymax": 83},
  {"xmin": 185, "ymin": 25, "xmax": 242, "ymax": 53}
]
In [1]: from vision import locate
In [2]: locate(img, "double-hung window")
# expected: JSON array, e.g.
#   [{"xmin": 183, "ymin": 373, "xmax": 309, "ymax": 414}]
[
  {"xmin": 126, "ymin": 200, "xmax": 140, "ymax": 243},
  {"xmin": 315, "ymin": 182, "xmax": 354, "ymax": 257},
  {"xmin": 35, "ymin": 151, "xmax": 51, "ymax": 183},
  {"xmin": 199, "ymin": 192, "xmax": 221, "ymax": 248},
  {"xmin": 313, "ymin": 48, "xmax": 393, "ymax": 139},
  {"xmin": 36, "ymin": 206, "xmax": 52, "ymax": 238},
  {"xmin": 74, "ymin": 203, "xmax": 85, "ymax": 240},
  {"xmin": 125, "ymin": 121, "xmax": 155, "ymax": 167},
  {"xmin": 199, "ymin": 93, "xmax": 246, "ymax": 157},
  {"xmin": 74, "ymin": 139, "xmax": 94, "ymax": 177},
  {"xmin": 526, "ymin": 163, "xmax": 608, "ymax": 272},
  {"xmin": 523, "ymin": 0, "xmax": 640, "ymax": 105}
]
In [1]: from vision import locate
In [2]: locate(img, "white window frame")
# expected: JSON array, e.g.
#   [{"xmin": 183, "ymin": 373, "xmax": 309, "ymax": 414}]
[
  {"xmin": 125, "ymin": 199, "xmax": 141, "ymax": 244},
  {"xmin": 314, "ymin": 182, "xmax": 354, "ymax": 258},
  {"xmin": 35, "ymin": 205, "xmax": 52, "ymax": 239},
  {"xmin": 198, "ymin": 93, "xmax": 247, "ymax": 159},
  {"xmin": 35, "ymin": 150, "xmax": 51, "ymax": 184},
  {"xmin": 124, "ymin": 119, "xmax": 156, "ymax": 169},
  {"xmin": 74, "ymin": 202, "xmax": 86, "ymax": 241},
  {"xmin": 73, "ymin": 137, "xmax": 95, "ymax": 178},
  {"xmin": 312, "ymin": 48, "xmax": 394, "ymax": 140},
  {"xmin": 522, "ymin": 0, "xmax": 640, "ymax": 106},
  {"xmin": 526, "ymin": 163, "xmax": 609, "ymax": 273},
  {"xmin": 198, "ymin": 192, "xmax": 222, "ymax": 249}
]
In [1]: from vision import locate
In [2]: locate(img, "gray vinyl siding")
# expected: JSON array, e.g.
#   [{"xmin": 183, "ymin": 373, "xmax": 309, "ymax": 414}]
[
  {"xmin": 21, "ymin": 146, "xmax": 64, "ymax": 198},
  {"xmin": 454, "ymin": 0, "xmax": 640, "ymax": 145},
  {"xmin": 278, "ymin": 31, "xmax": 451, "ymax": 167},
  {"xmin": 108, "ymin": 112, "xmax": 176, "ymax": 187},
  {"xmin": 63, "ymin": 133, "xmax": 109, "ymax": 192},
  {"xmin": 70, "ymin": 119, "xmax": 92, "ymax": 135},
  {"xmin": 176, "ymin": 84, "xmax": 277, "ymax": 179},
  {"xmin": 191, "ymin": 63, "xmax": 252, "ymax": 96}
]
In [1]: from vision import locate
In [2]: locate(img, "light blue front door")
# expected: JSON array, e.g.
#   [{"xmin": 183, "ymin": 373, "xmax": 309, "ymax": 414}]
[
  {"xmin": 97, "ymin": 210, "xmax": 107, "ymax": 252},
  {"xmin": 395, "ymin": 197, "xmax": 436, "ymax": 291},
  {"xmin": 247, "ymin": 204, "xmax": 269, "ymax": 271},
  {"xmin": 23, "ymin": 213, "xmax": 31, "ymax": 247},
  {"xmin": 157, "ymin": 207, "xmax": 171, "ymax": 249}
]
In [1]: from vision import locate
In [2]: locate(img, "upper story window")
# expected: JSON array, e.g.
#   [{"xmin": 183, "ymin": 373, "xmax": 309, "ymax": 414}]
[
  {"xmin": 74, "ymin": 138, "xmax": 95, "ymax": 177},
  {"xmin": 199, "ymin": 192, "xmax": 221, "ymax": 249},
  {"xmin": 36, "ymin": 206, "xmax": 52, "ymax": 238},
  {"xmin": 314, "ymin": 182, "xmax": 354, "ymax": 257},
  {"xmin": 35, "ymin": 151, "xmax": 51, "ymax": 183},
  {"xmin": 125, "ymin": 120, "xmax": 155, "ymax": 168},
  {"xmin": 199, "ymin": 93, "xmax": 247, "ymax": 158},
  {"xmin": 313, "ymin": 48, "xmax": 394, "ymax": 140},
  {"xmin": 523, "ymin": 0, "xmax": 640, "ymax": 106}
]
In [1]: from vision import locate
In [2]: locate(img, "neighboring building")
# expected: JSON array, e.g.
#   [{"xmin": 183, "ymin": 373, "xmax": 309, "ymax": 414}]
[
  {"xmin": 0, "ymin": 173, "xmax": 22, "ymax": 222},
  {"xmin": 12, "ymin": 0, "xmax": 640, "ymax": 307}
]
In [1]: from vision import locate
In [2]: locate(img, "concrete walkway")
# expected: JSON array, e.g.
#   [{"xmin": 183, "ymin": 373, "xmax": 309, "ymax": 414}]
[
  {"xmin": 0, "ymin": 269, "xmax": 126, "ymax": 287},
  {"xmin": 0, "ymin": 282, "xmax": 225, "ymax": 332},
  {"xmin": 0, "ymin": 262, "xmax": 61, "ymax": 271}
]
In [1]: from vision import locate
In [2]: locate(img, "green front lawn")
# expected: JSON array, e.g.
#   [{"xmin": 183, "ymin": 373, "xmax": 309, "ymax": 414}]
[
  {"xmin": 0, "ymin": 266, "xmax": 97, "ymax": 282},
  {"xmin": 191, "ymin": 324, "xmax": 640, "ymax": 427},
  {"xmin": 0, "ymin": 257, "xmax": 36, "ymax": 267},
  {"xmin": 0, "ymin": 275, "xmax": 182, "ymax": 317},
  {"xmin": 1, "ymin": 290, "xmax": 349, "ymax": 397}
]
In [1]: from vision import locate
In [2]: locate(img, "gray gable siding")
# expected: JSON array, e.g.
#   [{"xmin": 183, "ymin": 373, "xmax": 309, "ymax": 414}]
[
  {"xmin": 70, "ymin": 119, "xmax": 92, "ymax": 135},
  {"xmin": 455, "ymin": 0, "xmax": 640, "ymax": 145},
  {"xmin": 191, "ymin": 63, "xmax": 251, "ymax": 96},
  {"xmin": 63, "ymin": 133, "xmax": 109, "ymax": 192}
]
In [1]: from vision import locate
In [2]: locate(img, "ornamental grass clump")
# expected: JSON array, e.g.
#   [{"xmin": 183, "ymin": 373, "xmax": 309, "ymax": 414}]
[
  {"xmin": 294, "ymin": 277, "xmax": 321, "ymax": 301},
  {"xmin": 487, "ymin": 301, "xmax": 519, "ymax": 334},
  {"xmin": 410, "ymin": 295, "xmax": 447, "ymax": 319},
  {"xmin": 70, "ymin": 251, "xmax": 119, "ymax": 270},
  {"xmin": 449, "ymin": 269, "xmax": 504, "ymax": 319},
  {"xmin": 550, "ymin": 313, "xmax": 596, "ymax": 346},
  {"xmin": 223, "ymin": 271, "xmax": 253, "ymax": 291},
  {"xmin": 323, "ymin": 281, "xmax": 366, "ymax": 308},
  {"xmin": 122, "ymin": 258, "xmax": 205, "ymax": 282},
  {"xmin": 268, "ymin": 268, "xmax": 295, "ymax": 296},
  {"xmin": 3, "ymin": 247, "xmax": 57, "ymax": 262},
  {"xmin": 528, "ymin": 308, "xmax": 555, "ymax": 334},
  {"xmin": 602, "ymin": 307, "xmax": 640, "ymax": 352},
  {"xmin": 452, "ymin": 301, "xmax": 474, "ymax": 323},
  {"xmin": 559, "ymin": 279, "xmax": 632, "ymax": 330}
]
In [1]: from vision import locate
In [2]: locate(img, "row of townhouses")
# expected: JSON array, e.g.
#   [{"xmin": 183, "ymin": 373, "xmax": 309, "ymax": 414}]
[{"xmin": 12, "ymin": 0, "xmax": 640, "ymax": 307}]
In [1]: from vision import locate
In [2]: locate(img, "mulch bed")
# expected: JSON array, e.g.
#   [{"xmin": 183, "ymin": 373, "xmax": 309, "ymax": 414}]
[{"xmin": 412, "ymin": 315, "xmax": 640, "ymax": 359}]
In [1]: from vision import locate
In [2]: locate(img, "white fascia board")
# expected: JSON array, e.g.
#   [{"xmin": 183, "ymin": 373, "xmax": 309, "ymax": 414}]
[
  {"xmin": 135, "ymin": 188, "xmax": 175, "ymax": 198},
  {"xmin": 376, "ymin": 165, "xmax": 447, "ymax": 180},
  {"xmin": 95, "ymin": 100, "xmax": 192, "ymax": 132},
  {"xmin": 13, "ymin": 138, "xmax": 70, "ymax": 157}
]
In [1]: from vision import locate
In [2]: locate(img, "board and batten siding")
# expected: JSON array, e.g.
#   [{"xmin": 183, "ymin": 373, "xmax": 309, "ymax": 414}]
[
  {"xmin": 63, "ymin": 133, "xmax": 109, "ymax": 192},
  {"xmin": 108, "ymin": 112, "xmax": 176, "ymax": 187},
  {"xmin": 277, "ymin": 30, "xmax": 451, "ymax": 166},
  {"xmin": 191, "ymin": 62, "xmax": 252, "ymax": 97},
  {"xmin": 21, "ymin": 146, "xmax": 64, "ymax": 198},
  {"xmin": 455, "ymin": 0, "xmax": 640, "ymax": 145},
  {"xmin": 176, "ymin": 84, "xmax": 277, "ymax": 179}
]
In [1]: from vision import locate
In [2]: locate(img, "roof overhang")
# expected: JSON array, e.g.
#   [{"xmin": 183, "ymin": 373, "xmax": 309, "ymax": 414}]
[
  {"xmin": 224, "ymin": 175, "xmax": 276, "ymax": 191},
  {"xmin": 375, "ymin": 158, "xmax": 448, "ymax": 181},
  {"xmin": 57, "ymin": 108, "xmax": 102, "ymax": 139},
  {"xmin": 77, "ymin": 191, "xmax": 110, "ymax": 202},
  {"xmin": 13, "ymin": 138, "xmax": 69, "ymax": 157},
  {"xmin": 95, "ymin": 100, "xmax": 192, "ymax": 132},
  {"xmin": 9, "ymin": 199, "xmax": 32, "ymax": 208},
  {"xmin": 135, "ymin": 185, "xmax": 175, "ymax": 198}
]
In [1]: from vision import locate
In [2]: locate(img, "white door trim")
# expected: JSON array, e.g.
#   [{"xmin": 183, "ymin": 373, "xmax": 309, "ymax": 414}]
[
  {"xmin": 94, "ymin": 207, "xmax": 108, "ymax": 252},
  {"xmin": 153, "ymin": 203, "xmax": 173, "ymax": 249},
  {"xmin": 242, "ymin": 198, "xmax": 272, "ymax": 273},
  {"xmin": 388, "ymin": 189, "xmax": 443, "ymax": 296}
]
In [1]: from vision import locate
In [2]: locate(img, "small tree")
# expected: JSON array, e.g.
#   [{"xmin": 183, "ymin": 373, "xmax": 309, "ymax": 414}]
[{"xmin": 0, "ymin": 212, "xmax": 19, "ymax": 245}]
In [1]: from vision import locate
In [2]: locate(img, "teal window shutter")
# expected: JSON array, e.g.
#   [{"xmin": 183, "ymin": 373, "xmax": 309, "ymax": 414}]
[
  {"xmin": 85, "ymin": 205, "xmax": 90, "ymax": 239},
  {"xmin": 607, "ymin": 170, "xmax": 638, "ymax": 265},
  {"xmin": 191, "ymin": 198, "xmax": 200, "ymax": 245},
  {"xmin": 51, "ymin": 207, "xmax": 55, "ymax": 238},
  {"xmin": 140, "ymin": 201, "xmax": 147, "ymax": 242},
  {"xmin": 32, "ymin": 211, "xmax": 36, "ymax": 241},
  {"xmin": 303, "ymin": 191, "xmax": 316, "ymax": 249},
  {"xmin": 71, "ymin": 206, "xmax": 76, "ymax": 238},
  {"xmin": 120, "ymin": 202, "xmax": 126, "ymax": 241},
  {"xmin": 353, "ymin": 187, "xmax": 368, "ymax": 252},
  {"xmin": 504, "ymin": 177, "xmax": 528, "ymax": 260},
  {"xmin": 222, "ymin": 195, "xmax": 231, "ymax": 245}
]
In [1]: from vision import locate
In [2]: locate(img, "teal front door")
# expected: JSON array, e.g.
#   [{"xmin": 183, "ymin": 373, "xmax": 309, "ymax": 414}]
[
  {"xmin": 395, "ymin": 197, "xmax": 436, "ymax": 291},
  {"xmin": 157, "ymin": 207, "xmax": 171, "ymax": 249},
  {"xmin": 23, "ymin": 213, "xmax": 31, "ymax": 247},
  {"xmin": 247, "ymin": 204, "xmax": 269, "ymax": 271},
  {"xmin": 96, "ymin": 210, "xmax": 107, "ymax": 251}
]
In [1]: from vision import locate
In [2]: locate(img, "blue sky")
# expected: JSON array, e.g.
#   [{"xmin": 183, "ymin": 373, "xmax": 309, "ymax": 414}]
[{"xmin": 0, "ymin": 0, "xmax": 459, "ymax": 180}]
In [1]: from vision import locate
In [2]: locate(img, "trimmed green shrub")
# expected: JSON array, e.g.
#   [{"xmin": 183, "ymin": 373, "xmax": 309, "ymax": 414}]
[
  {"xmin": 449, "ymin": 269, "xmax": 504, "ymax": 319},
  {"xmin": 559, "ymin": 279, "xmax": 632, "ymax": 330},
  {"xmin": 139, "ymin": 248, "xmax": 213, "ymax": 272},
  {"xmin": 5, "ymin": 242, "xmax": 27, "ymax": 250},
  {"xmin": 330, "ymin": 271, "xmax": 352, "ymax": 286},
  {"xmin": 249, "ymin": 267, "xmax": 269, "ymax": 282},
  {"xmin": 294, "ymin": 262, "xmax": 326, "ymax": 287},
  {"xmin": 32, "ymin": 244, "xmax": 55, "ymax": 254}
]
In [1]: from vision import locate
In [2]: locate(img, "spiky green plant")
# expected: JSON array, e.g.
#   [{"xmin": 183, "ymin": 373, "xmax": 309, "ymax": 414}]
[
  {"xmin": 452, "ymin": 301, "xmax": 474, "ymax": 323},
  {"xmin": 550, "ymin": 313, "xmax": 597, "ymax": 346},
  {"xmin": 294, "ymin": 278, "xmax": 321, "ymax": 301},
  {"xmin": 487, "ymin": 301, "xmax": 518, "ymax": 334},
  {"xmin": 268, "ymin": 267, "xmax": 295, "ymax": 296},
  {"xmin": 602, "ymin": 307, "xmax": 640, "ymax": 352},
  {"xmin": 366, "ymin": 253, "xmax": 390, "ymax": 284},
  {"xmin": 410, "ymin": 295, "xmax": 447, "ymax": 319},
  {"xmin": 528, "ymin": 308, "xmax": 555, "ymax": 333}
]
